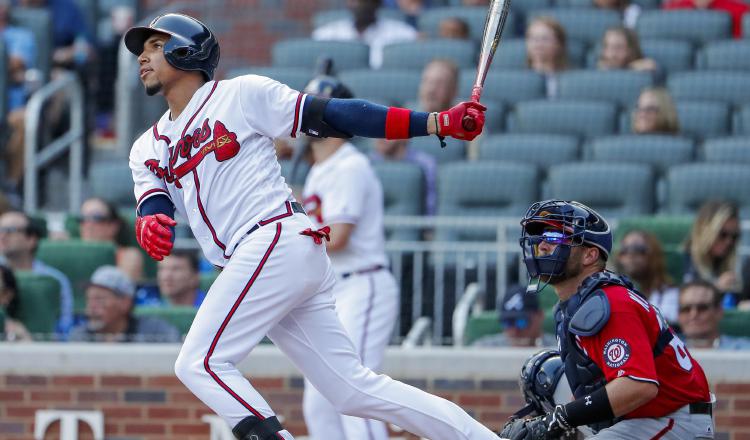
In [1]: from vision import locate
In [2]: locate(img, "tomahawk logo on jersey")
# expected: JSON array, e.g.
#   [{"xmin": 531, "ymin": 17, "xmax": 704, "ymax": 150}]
[{"xmin": 576, "ymin": 284, "xmax": 711, "ymax": 419}]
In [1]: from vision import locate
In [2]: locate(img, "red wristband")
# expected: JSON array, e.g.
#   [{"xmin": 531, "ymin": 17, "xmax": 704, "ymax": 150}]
[{"xmin": 385, "ymin": 107, "xmax": 411, "ymax": 139}]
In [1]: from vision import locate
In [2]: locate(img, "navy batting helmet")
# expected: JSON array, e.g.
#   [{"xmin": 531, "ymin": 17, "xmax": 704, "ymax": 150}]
[
  {"xmin": 124, "ymin": 13, "xmax": 220, "ymax": 81},
  {"xmin": 520, "ymin": 200, "xmax": 612, "ymax": 281},
  {"xmin": 519, "ymin": 349, "xmax": 571, "ymax": 415}
]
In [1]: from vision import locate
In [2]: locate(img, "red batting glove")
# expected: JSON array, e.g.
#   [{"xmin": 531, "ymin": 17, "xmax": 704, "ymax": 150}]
[
  {"xmin": 437, "ymin": 101, "xmax": 487, "ymax": 141},
  {"xmin": 135, "ymin": 213, "xmax": 177, "ymax": 261}
]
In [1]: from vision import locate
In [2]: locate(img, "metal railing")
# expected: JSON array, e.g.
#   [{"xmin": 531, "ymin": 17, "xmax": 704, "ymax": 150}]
[{"xmin": 23, "ymin": 72, "xmax": 85, "ymax": 213}]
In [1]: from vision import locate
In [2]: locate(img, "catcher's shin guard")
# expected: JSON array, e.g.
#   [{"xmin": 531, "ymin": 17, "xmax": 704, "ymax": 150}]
[{"xmin": 232, "ymin": 415, "xmax": 283, "ymax": 440}]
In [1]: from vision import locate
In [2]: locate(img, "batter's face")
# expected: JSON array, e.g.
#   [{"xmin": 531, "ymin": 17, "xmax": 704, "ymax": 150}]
[
  {"xmin": 157, "ymin": 255, "xmax": 200, "ymax": 302},
  {"xmin": 138, "ymin": 34, "xmax": 180, "ymax": 96}
]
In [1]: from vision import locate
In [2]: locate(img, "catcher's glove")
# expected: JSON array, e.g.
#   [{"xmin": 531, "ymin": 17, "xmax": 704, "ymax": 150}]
[{"xmin": 499, "ymin": 406, "xmax": 578, "ymax": 440}]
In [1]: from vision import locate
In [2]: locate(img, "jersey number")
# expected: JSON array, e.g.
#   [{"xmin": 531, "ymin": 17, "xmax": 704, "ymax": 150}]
[{"xmin": 668, "ymin": 336, "xmax": 693, "ymax": 371}]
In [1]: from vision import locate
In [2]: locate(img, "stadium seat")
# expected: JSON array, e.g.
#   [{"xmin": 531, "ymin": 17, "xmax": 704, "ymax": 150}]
[
  {"xmin": 437, "ymin": 161, "xmax": 539, "ymax": 241},
  {"xmin": 10, "ymin": 7, "xmax": 53, "ymax": 82},
  {"xmin": 636, "ymin": 10, "xmax": 732, "ymax": 45},
  {"xmin": 226, "ymin": 67, "xmax": 312, "ymax": 91},
  {"xmin": 272, "ymin": 39, "xmax": 369, "ymax": 71},
  {"xmin": 545, "ymin": 163, "xmax": 655, "ymax": 217},
  {"xmin": 373, "ymin": 162, "xmax": 425, "ymax": 240},
  {"xmin": 668, "ymin": 72, "xmax": 750, "ymax": 106},
  {"xmin": 733, "ymin": 104, "xmax": 750, "ymax": 135},
  {"xmin": 703, "ymin": 137, "xmax": 750, "ymax": 163},
  {"xmin": 87, "ymin": 160, "xmax": 134, "ymax": 208},
  {"xmin": 640, "ymin": 39, "xmax": 695, "ymax": 73},
  {"xmin": 459, "ymin": 69, "xmax": 546, "ymax": 105},
  {"xmin": 381, "ymin": 39, "xmax": 477, "ymax": 70},
  {"xmin": 37, "ymin": 240, "xmax": 116, "ymax": 313},
  {"xmin": 312, "ymin": 8, "xmax": 406, "ymax": 29},
  {"xmin": 675, "ymin": 101, "xmax": 732, "ymax": 141},
  {"xmin": 666, "ymin": 164, "xmax": 750, "ymax": 216},
  {"xmin": 720, "ymin": 310, "xmax": 750, "ymax": 338},
  {"xmin": 0, "ymin": 43, "xmax": 7, "ymax": 124},
  {"xmin": 492, "ymin": 38, "xmax": 587, "ymax": 70},
  {"xmin": 697, "ymin": 40, "xmax": 750, "ymax": 71},
  {"xmin": 199, "ymin": 271, "xmax": 220, "ymax": 292},
  {"xmin": 559, "ymin": 0, "xmax": 661, "ymax": 7},
  {"xmin": 590, "ymin": 135, "xmax": 695, "ymax": 174},
  {"xmin": 339, "ymin": 69, "xmax": 421, "ymax": 106},
  {"xmin": 527, "ymin": 8, "xmax": 621, "ymax": 45},
  {"xmin": 509, "ymin": 100, "xmax": 618, "ymax": 139},
  {"xmin": 0, "ymin": 307, "xmax": 4, "ymax": 335},
  {"xmin": 613, "ymin": 215, "xmax": 694, "ymax": 282},
  {"xmin": 134, "ymin": 306, "xmax": 196, "ymax": 336},
  {"xmin": 557, "ymin": 70, "xmax": 654, "ymax": 108},
  {"xmin": 408, "ymin": 137, "xmax": 465, "ymax": 164},
  {"xmin": 744, "ymin": 12, "xmax": 750, "ymax": 38},
  {"xmin": 418, "ymin": 6, "xmax": 517, "ymax": 41},
  {"xmin": 479, "ymin": 134, "xmax": 579, "ymax": 168},
  {"xmin": 14, "ymin": 272, "xmax": 61, "ymax": 338}
]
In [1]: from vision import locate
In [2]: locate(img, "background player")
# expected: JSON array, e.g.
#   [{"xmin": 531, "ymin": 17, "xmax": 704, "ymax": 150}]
[
  {"xmin": 500, "ymin": 200, "xmax": 714, "ymax": 439},
  {"xmin": 125, "ymin": 13, "xmax": 497, "ymax": 440},
  {"xmin": 300, "ymin": 67, "xmax": 398, "ymax": 440}
]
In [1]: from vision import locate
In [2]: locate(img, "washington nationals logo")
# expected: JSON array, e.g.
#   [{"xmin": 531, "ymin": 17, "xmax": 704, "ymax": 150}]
[
  {"xmin": 145, "ymin": 119, "xmax": 240, "ymax": 188},
  {"xmin": 603, "ymin": 338, "xmax": 631, "ymax": 368}
]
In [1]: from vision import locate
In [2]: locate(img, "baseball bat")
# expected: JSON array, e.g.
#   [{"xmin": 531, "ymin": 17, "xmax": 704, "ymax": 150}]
[{"xmin": 462, "ymin": 0, "xmax": 512, "ymax": 131}]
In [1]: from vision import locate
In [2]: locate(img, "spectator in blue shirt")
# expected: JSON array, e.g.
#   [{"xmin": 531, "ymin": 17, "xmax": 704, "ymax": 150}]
[
  {"xmin": 20, "ymin": 0, "xmax": 93, "ymax": 68},
  {"xmin": 136, "ymin": 250, "xmax": 207, "ymax": 308},
  {"xmin": 0, "ymin": 211, "xmax": 74, "ymax": 336}
]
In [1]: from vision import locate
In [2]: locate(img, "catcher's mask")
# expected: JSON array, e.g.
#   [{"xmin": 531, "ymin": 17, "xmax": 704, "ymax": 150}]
[{"xmin": 520, "ymin": 200, "xmax": 612, "ymax": 288}]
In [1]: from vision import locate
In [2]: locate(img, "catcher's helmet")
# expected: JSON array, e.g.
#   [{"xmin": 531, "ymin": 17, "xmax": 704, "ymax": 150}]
[
  {"xmin": 520, "ymin": 200, "xmax": 612, "ymax": 280},
  {"xmin": 124, "ymin": 13, "xmax": 220, "ymax": 81},
  {"xmin": 519, "ymin": 349, "xmax": 571, "ymax": 415}
]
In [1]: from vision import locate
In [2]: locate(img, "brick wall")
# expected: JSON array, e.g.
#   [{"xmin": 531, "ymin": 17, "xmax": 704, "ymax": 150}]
[{"xmin": 0, "ymin": 345, "xmax": 747, "ymax": 440}]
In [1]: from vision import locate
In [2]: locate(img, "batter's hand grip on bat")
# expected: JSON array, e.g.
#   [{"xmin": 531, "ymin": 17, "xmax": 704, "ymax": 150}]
[{"xmin": 461, "ymin": 86, "xmax": 483, "ymax": 131}]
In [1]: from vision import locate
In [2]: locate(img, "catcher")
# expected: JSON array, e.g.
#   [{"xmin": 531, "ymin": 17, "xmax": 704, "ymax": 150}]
[{"xmin": 500, "ymin": 200, "xmax": 715, "ymax": 440}]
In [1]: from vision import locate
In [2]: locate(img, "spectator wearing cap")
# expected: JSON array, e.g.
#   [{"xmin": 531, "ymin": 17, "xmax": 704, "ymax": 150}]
[
  {"xmin": 68, "ymin": 266, "xmax": 181, "ymax": 342},
  {"xmin": 135, "ymin": 250, "xmax": 207, "ymax": 308},
  {"xmin": 312, "ymin": 0, "xmax": 418, "ymax": 68},
  {"xmin": 678, "ymin": 280, "xmax": 750, "ymax": 349},
  {"xmin": 0, "ymin": 210, "xmax": 74, "ymax": 335},
  {"xmin": 473, "ymin": 285, "xmax": 556, "ymax": 347}
]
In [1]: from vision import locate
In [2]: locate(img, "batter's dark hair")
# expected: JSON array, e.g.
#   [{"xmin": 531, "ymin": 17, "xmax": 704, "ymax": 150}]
[{"xmin": 0, "ymin": 265, "xmax": 20, "ymax": 318}]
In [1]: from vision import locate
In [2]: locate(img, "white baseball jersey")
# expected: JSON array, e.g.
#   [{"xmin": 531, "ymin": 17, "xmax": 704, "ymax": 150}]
[
  {"xmin": 129, "ymin": 75, "xmax": 305, "ymax": 267},
  {"xmin": 302, "ymin": 143, "xmax": 388, "ymax": 275}
]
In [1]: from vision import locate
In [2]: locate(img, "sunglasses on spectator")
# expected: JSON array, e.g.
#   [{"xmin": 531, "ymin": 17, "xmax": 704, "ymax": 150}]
[
  {"xmin": 718, "ymin": 230, "xmax": 740, "ymax": 243},
  {"xmin": 678, "ymin": 303, "xmax": 714, "ymax": 314},
  {"xmin": 636, "ymin": 105, "xmax": 660, "ymax": 114},
  {"xmin": 79, "ymin": 214, "xmax": 113, "ymax": 223},
  {"xmin": 502, "ymin": 317, "xmax": 530, "ymax": 330},
  {"xmin": 0, "ymin": 226, "xmax": 28, "ymax": 234},
  {"xmin": 619, "ymin": 244, "xmax": 649, "ymax": 256}
]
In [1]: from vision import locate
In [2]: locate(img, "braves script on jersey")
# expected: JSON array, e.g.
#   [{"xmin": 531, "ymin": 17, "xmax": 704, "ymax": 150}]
[
  {"xmin": 575, "ymin": 285, "xmax": 711, "ymax": 419},
  {"xmin": 130, "ymin": 75, "xmax": 303, "ymax": 265}
]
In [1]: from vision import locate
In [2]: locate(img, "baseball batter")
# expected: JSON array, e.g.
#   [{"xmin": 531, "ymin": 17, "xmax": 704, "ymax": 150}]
[
  {"xmin": 300, "ymin": 74, "xmax": 397, "ymax": 440},
  {"xmin": 500, "ymin": 200, "xmax": 714, "ymax": 440},
  {"xmin": 124, "ymin": 13, "xmax": 495, "ymax": 440}
]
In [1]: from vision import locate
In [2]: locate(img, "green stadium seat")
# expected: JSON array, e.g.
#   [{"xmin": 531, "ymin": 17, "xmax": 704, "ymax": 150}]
[
  {"xmin": 558, "ymin": 70, "xmax": 654, "ymax": 108},
  {"xmin": 493, "ymin": 38, "xmax": 587, "ymax": 70},
  {"xmin": 590, "ymin": 135, "xmax": 695, "ymax": 174},
  {"xmin": 87, "ymin": 160, "xmax": 134, "ymax": 207},
  {"xmin": 545, "ymin": 163, "xmax": 655, "ymax": 217},
  {"xmin": 134, "ymin": 306, "xmax": 196, "ymax": 336},
  {"xmin": 509, "ymin": 100, "xmax": 618, "ymax": 139},
  {"xmin": 373, "ymin": 162, "xmax": 425, "ymax": 240},
  {"xmin": 37, "ymin": 240, "xmax": 116, "ymax": 313},
  {"xmin": 459, "ymin": 69, "xmax": 546, "ymax": 105},
  {"xmin": 703, "ymin": 137, "xmax": 750, "ymax": 163},
  {"xmin": 419, "ymin": 6, "xmax": 517, "ymax": 41},
  {"xmin": 272, "ymin": 39, "xmax": 369, "ymax": 71},
  {"xmin": 675, "ymin": 101, "xmax": 732, "ymax": 141},
  {"xmin": 10, "ymin": 7, "xmax": 53, "ymax": 82},
  {"xmin": 199, "ymin": 272, "xmax": 220, "ymax": 293},
  {"xmin": 666, "ymin": 164, "xmax": 750, "ymax": 217},
  {"xmin": 479, "ymin": 134, "xmax": 579, "ymax": 168},
  {"xmin": 339, "ymin": 69, "xmax": 422, "ymax": 106},
  {"xmin": 381, "ymin": 39, "xmax": 477, "ymax": 70},
  {"xmin": 733, "ymin": 105, "xmax": 750, "ymax": 135},
  {"xmin": 464, "ymin": 310, "xmax": 500, "ymax": 346},
  {"xmin": 697, "ymin": 40, "xmax": 750, "ymax": 71},
  {"xmin": 668, "ymin": 72, "xmax": 750, "ymax": 107},
  {"xmin": 0, "ymin": 307, "xmax": 5, "ymax": 336},
  {"xmin": 312, "ymin": 8, "xmax": 406, "ymax": 29},
  {"xmin": 637, "ymin": 10, "xmax": 732, "ymax": 45},
  {"xmin": 640, "ymin": 39, "xmax": 695, "ymax": 73},
  {"xmin": 719, "ymin": 309, "xmax": 750, "ymax": 338},
  {"xmin": 437, "ymin": 161, "xmax": 539, "ymax": 241},
  {"xmin": 14, "ymin": 272, "xmax": 61, "ymax": 338},
  {"xmin": 226, "ymin": 67, "xmax": 311, "ymax": 92},
  {"xmin": 408, "ymin": 137, "xmax": 465, "ymax": 164},
  {"xmin": 528, "ymin": 8, "xmax": 621, "ymax": 45}
]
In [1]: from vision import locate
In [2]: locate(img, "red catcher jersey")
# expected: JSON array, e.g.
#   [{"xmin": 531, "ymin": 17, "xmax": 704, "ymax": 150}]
[{"xmin": 575, "ymin": 285, "xmax": 711, "ymax": 419}]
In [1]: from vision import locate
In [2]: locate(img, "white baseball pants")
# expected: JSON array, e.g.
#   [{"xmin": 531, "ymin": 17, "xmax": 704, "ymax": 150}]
[{"xmin": 174, "ymin": 213, "xmax": 498, "ymax": 440}]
